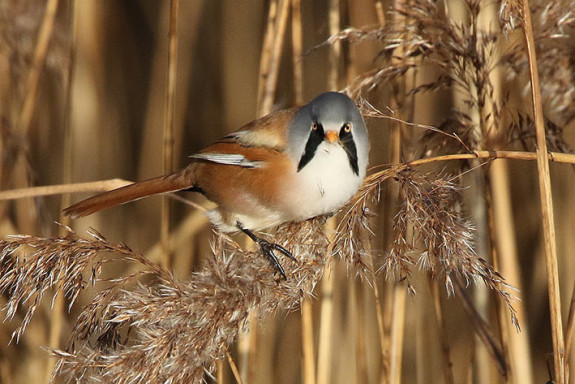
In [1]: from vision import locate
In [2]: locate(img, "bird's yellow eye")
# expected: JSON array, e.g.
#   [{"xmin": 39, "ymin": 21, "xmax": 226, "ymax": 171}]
[
  {"xmin": 312, "ymin": 122, "xmax": 319, "ymax": 131},
  {"xmin": 343, "ymin": 123, "xmax": 352, "ymax": 133}
]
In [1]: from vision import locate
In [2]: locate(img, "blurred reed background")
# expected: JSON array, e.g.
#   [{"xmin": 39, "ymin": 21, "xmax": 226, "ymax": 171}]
[{"xmin": 0, "ymin": 0, "xmax": 574, "ymax": 383}]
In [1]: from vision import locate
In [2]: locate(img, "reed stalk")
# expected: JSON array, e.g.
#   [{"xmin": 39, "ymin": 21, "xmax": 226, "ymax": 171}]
[
  {"xmin": 316, "ymin": 219, "xmax": 336, "ymax": 384},
  {"xmin": 160, "ymin": 0, "xmax": 179, "ymax": 270},
  {"xmin": 565, "ymin": 282, "xmax": 575, "ymax": 381},
  {"xmin": 490, "ymin": 161, "xmax": 533, "ymax": 384},
  {"xmin": 258, "ymin": 0, "xmax": 290, "ymax": 117},
  {"xmin": 429, "ymin": 277, "xmax": 455, "ymax": 384},
  {"xmin": 519, "ymin": 1, "xmax": 565, "ymax": 382},
  {"xmin": 18, "ymin": 0, "xmax": 60, "ymax": 137},
  {"xmin": 46, "ymin": 1, "xmax": 77, "ymax": 381}
]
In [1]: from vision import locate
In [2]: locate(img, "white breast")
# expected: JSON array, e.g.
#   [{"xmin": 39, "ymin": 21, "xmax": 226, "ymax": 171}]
[{"xmin": 286, "ymin": 141, "xmax": 364, "ymax": 221}]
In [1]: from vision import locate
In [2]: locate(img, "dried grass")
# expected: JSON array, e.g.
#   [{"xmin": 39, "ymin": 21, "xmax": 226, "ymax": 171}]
[
  {"xmin": 338, "ymin": 164, "xmax": 519, "ymax": 328},
  {"xmin": 337, "ymin": 0, "xmax": 575, "ymax": 157},
  {"xmin": 1, "ymin": 218, "xmax": 329, "ymax": 382}
]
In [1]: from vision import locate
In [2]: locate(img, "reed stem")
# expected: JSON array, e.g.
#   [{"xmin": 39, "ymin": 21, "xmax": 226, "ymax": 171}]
[{"xmin": 520, "ymin": 2, "xmax": 565, "ymax": 382}]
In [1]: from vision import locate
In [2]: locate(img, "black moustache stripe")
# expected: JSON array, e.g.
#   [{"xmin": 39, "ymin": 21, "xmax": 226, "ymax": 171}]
[
  {"xmin": 297, "ymin": 123, "xmax": 360, "ymax": 175},
  {"xmin": 297, "ymin": 124, "xmax": 324, "ymax": 172},
  {"xmin": 341, "ymin": 136, "xmax": 359, "ymax": 175}
]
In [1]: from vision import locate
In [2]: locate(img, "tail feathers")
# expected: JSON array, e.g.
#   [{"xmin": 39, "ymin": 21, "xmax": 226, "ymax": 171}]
[{"xmin": 64, "ymin": 174, "xmax": 192, "ymax": 218}]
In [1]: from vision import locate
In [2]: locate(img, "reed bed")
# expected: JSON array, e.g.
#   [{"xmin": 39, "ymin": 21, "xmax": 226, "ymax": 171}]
[{"xmin": 0, "ymin": 0, "xmax": 574, "ymax": 383}]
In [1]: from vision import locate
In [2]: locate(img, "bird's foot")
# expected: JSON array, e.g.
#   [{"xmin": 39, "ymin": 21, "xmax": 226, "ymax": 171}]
[
  {"xmin": 256, "ymin": 238, "xmax": 297, "ymax": 279},
  {"xmin": 237, "ymin": 223, "xmax": 296, "ymax": 279}
]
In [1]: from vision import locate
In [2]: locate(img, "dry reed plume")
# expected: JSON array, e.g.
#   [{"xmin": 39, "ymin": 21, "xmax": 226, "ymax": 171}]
[
  {"xmin": 336, "ymin": 0, "xmax": 575, "ymax": 155},
  {"xmin": 1, "ymin": 219, "xmax": 328, "ymax": 382},
  {"xmin": 337, "ymin": 164, "xmax": 519, "ymax": 328}
]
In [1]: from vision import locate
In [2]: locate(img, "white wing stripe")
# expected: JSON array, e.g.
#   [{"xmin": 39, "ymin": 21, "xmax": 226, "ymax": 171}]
[{"xmin": 190, "ymin": 153, "xmax": 263, "ymax": 168}]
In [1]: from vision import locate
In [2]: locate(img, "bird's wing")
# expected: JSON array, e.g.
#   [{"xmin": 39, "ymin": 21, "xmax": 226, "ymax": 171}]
[
  {"xmin": 189, "ymin": 107, "xmax": 297, "ymax": 168},
  {"xmin": 223, "ymin": 107, "xmax": 297, "ymax": 150},
  {"xmin": 186, "ymin": 111, "xmax": 299, "ymax": 217}
]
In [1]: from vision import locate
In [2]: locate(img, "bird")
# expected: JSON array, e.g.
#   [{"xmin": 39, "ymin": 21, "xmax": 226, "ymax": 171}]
[{"xmin": 64, "ymin": 92, "xmax": 369, "ymax": 277}]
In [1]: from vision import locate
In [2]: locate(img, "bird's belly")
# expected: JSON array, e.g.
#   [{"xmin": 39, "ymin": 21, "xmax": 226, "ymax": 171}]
[{"xmin": 285, "ymin": 144, "xmax": 363, "ymax": 221}]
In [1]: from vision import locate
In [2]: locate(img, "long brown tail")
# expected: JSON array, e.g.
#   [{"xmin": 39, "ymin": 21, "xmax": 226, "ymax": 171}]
[{"xmin": 63, "ymin": 173, "xmax": 192, "ymax": 219}]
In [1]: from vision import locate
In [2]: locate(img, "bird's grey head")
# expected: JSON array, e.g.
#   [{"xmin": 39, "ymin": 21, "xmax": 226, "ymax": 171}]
[{"xmin": 288, "ymin": 91, "xmax": 369, "ymax": 178}]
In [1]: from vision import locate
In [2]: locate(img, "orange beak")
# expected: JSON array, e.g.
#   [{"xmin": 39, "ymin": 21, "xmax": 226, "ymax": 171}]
[{"xmin": 325, "ymin": 131, "xmax": 339, "ymax": 143}]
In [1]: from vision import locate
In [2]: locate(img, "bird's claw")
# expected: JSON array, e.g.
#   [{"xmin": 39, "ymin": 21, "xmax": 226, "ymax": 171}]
[
  {"xmin": 256, "ymin": 239, "xmax": 295, "ymax": 279},
  {"xmin": 237, "ymin": 223, "xmax": 296, "ymax": 279}
]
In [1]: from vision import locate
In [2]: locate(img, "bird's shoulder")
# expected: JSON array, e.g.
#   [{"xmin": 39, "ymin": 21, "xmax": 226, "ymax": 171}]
[{"xmin": 221, "ymin": 107, "xmax": 298, "ymax": 150}]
